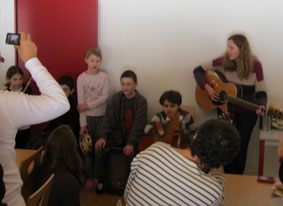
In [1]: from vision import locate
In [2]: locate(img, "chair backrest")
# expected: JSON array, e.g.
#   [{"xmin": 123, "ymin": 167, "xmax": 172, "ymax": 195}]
[
  {"xmin": 19, "ymin": 147, "xmax": 44, "ymax": 202},
  {"xmin": 27, "ymin": 174, "xmax": 54, "ymax": 206},
  {"xmin": 180, "ymin": 105, "xmax": 195, "ymax": 119}
]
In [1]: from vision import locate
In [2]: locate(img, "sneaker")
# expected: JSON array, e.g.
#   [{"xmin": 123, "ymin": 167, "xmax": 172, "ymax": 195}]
[
  {"xmin": 84, "ymin": 178, "xmax": 94, "ymax": 190},
  {"xmin": 96, "ymin": 181, "xmax": 104, "ymax": 194},
  {"xmin": 93, "ymin": 178, "xmax": 99, "ymax": 189}
]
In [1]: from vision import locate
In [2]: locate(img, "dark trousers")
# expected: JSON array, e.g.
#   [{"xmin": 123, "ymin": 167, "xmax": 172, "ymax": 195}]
[
  {"xmin": 15, "ymin": 128, "xmax": 31, "ymax": 149},
  {"xmin": 224, "ymin": 112, "xmax": 258, "ymax": 174},
  {"xmin": 83, "ymin": 116, "xmax": 103, "ymax": 178}
]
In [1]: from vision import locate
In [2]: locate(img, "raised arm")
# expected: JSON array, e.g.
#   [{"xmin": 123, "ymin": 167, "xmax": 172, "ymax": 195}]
[{"xmin": 8, "ymin": 32, "xmax": 69, "ymax": 127}]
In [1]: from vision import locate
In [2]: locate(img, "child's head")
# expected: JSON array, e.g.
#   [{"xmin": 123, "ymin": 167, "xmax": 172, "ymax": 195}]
[
  {"xmin": 58, "ymin": 75, "xmax": 74, "ymax": 97},
  {"xmin": 6, "ymin": 66, "xmax": 24, "ymax": 91},
  {"xmin": 85, "ymin": 48, "xmax": 102, "ymax": 74},
  {"xmin": 120, "ymin": 70, "xmax": 138, "ymax": 99},
  {"xmin": 43, "ymin": 125, "xmax": 82, "ymax": 178},
  {"xmin": 159, "ymin": 90, "xmax": 182, "ymax": 118}
]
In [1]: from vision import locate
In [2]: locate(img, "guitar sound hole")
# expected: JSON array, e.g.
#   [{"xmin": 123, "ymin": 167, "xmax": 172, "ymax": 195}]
[
  {"xmin": 218, "ymin": 91, "xmax": 227, "ymax": 104},
  {"xmin": 212, "ymin": 91, "xmax": 227, "ymax": 106}
]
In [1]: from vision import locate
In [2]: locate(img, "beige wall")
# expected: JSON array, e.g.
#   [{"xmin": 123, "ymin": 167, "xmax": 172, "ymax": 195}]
[
  {"xmin": 98, "ymin": 0, "xmax": 283, "ymax": 123},
  {"xmin": 2, "ymin": 0, "xmax": 283, "ymax": 121}
]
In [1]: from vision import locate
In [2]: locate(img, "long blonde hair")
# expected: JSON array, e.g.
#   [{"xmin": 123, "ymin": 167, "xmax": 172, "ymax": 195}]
[{"xmin": 222, "ymin": 34, "xmax": 253, "ymax": 80}]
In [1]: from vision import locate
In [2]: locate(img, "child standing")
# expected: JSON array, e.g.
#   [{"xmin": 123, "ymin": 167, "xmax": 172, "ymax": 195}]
[
  {"xmin": 77, "ymin": 48, "xmax": 109, "ymax": 190},
  {"xmin": 5, "ymin": 66, "xmax": 32, "ymax": 149}
]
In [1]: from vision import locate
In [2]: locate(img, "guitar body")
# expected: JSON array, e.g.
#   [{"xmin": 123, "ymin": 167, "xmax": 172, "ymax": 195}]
[
  {"xmin": 138, "ymin": 113, "xmax": 183, "ymax": 152},
  {"xmin": 195, "ymin": 70, "xmax": 240, "ymax": 113}
]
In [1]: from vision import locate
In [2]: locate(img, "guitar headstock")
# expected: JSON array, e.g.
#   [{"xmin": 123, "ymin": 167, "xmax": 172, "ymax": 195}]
[
  {"xmin": 267, "ymin": 107, "xmax": 283, "ymax": 120},
  {"xmin": 218, "ymin": 112, "xmax": 234, "ymax": 124}
]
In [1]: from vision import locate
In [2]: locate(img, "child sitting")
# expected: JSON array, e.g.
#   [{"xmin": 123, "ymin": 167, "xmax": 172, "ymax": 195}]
[
  {"xmin": 94, "ymin": 70, "xmax": 148, "ymax": 194},
  {"xmin": 144, "ymin": 90, "xmax": 196, "ymax": 140},
  {"xmin": 36, "ymin": 125, "xmax": 83, "ymax": 206},
  {"xmin": 44, "ymin": 75, "xmax": 79, "ymax": 137},
  {"xmin": 5, "ymin": 66, "xmax": 32, "ymax": 148},
  {"xmin": 27, "ymin": 75, "xmax": 80, "ymax": 149}
]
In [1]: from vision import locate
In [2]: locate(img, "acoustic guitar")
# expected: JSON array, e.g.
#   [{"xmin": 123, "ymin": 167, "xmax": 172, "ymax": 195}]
[
  {"xmin": 195, "ymin": 70, "xmax": 283, "ymax": 120},
  {"xmin": 138, "ymin": 113, "xmax": 184, "ymax": 152},
  {"xmin": 196, "ymin": 70, "xmax": 263, "ymax": 112}
]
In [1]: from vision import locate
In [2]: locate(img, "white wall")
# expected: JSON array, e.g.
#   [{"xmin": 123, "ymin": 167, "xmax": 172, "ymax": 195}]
[
  {"xmin": 0, "ymin": 1, "xmax": 15, "ymax": 89},
  {"xmin": 2, "ymin": 0, "xmax": 283, "ymax": 121},
  {"xmin": 98, "ymin": 0, "xmax": 283, "ymax": 123}
]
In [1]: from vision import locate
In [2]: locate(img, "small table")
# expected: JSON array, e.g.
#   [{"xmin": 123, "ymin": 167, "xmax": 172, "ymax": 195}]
[
  {"xmin": 224, "ymin": 174, "xmax": 274, "ymax": 205},
  {"xmin": 259, "ymin": 129, "xmax": 281, "ymax": 176}
]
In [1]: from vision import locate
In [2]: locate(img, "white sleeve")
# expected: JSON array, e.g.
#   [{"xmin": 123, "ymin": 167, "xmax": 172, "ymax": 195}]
[{"xmin": 6, "ymin": 57, "xmax": 70, "ymax": 127}]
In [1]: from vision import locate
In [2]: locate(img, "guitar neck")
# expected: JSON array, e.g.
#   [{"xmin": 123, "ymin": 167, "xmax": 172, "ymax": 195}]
[{"xmin": 227, "ymin": 96, "xmax": 259, "ymax": 111}]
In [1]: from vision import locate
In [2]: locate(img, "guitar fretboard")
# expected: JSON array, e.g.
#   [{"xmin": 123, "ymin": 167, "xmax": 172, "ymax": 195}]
[{"xmin": 227, "ymin": 96, "xmax": 259, "ymax": 111}]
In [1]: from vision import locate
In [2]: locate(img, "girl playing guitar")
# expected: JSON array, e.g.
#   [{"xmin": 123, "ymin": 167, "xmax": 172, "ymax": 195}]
[{"xmin": 193, "ymin": 34, "xmax": 266, "ymax": 174}]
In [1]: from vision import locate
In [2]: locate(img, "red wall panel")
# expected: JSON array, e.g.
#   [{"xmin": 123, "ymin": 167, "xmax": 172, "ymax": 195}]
[
  {"xmin": 17, "ymin": 0, "xmax": 98, "ymax": 81},
  {"xmin": 16, "ymin": 0, "xmax": 98, "ymax": 136}
]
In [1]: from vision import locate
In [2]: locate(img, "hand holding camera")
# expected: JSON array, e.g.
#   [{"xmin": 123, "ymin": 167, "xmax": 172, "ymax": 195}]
[{"xmin": 11, "ymin": 32, "xmax": 37, "ymax": 63}]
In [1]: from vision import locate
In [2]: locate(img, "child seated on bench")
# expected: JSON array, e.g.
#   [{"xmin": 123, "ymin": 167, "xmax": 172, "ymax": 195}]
[{"xmin": 144, "ymin": 90, "xmax": 196, "ymax": 140}]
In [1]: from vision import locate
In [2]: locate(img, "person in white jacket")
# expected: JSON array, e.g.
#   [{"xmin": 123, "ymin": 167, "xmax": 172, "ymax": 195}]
[{"xmin": 0, "ymin": 32, "xmax": 70, "ymax": 206}]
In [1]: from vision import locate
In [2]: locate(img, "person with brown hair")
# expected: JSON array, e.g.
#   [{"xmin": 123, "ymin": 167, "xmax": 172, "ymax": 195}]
[
  {"xmin": 36, "ymin": 125, "xmax": 83, "ymax": 206},
  {"xmin": 77, "ymin": 47, "xmax": 109, "ymax": 191},
  {"xmin": 0, "ymin": 32, "xmax": 69, "ymax": 206},
  {"xmin": 124, "ymin": 119, "xmax": 240, "ymax": 206},
  {"xmin": 5, "ymin": 66, "xmax": 32, "ymax": 149},
  {"xmin": 193, "ymin": 34, "xmax": 267, "ymax": 174}
]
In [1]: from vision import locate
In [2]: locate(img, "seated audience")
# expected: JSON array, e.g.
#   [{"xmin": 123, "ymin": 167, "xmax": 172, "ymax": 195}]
[
  {"xmin": 44, "ymin": 75, "xmax": 79, "ymax": 136},
  {"xmin": 0, "ymin": 32, "xmax": 69, "ymax": 206},
  {"xmin": 278, "ymin": 133, "xmax": 283, "ymax": 183},
  {"xmin": 27, "ymin": 75, "xmax": 79, "ymax": 149},
  {"xmin": 124, "ymin": 119, "xmax": 240, "ymax": 206},
  {"xmin": 36, "ymin": 125, "xmax": 82, "ymax": 206},
  {"xmin": 95, "ymin": 70, "xmax": 148, "ymax": 193},
  {"xmin": 144, "ymin": 90, "xmax": 196, "ymax": 137},
  {"xmin": 5, "ymin": 65, "xmax": 32, "ymax": 148}
]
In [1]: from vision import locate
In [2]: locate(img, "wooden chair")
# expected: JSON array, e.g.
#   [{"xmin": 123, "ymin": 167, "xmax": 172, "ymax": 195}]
[
  {"xmin": 19, "ymin": 147, "xmax": 44, "ymax": 202},
  {"xmin": 180, "ymin": 105, "xmax": 195, "ymax": 119},
  {"xmin": 138, "ymin": 105, "xmax": 195, "ymax": 152},
  {"xmin": 26, "ymin": 174, "xmax": 54, "ymax": 206}
]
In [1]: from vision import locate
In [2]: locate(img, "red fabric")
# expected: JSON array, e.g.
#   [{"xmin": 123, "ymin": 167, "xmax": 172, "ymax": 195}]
[{"xmin": 124, "ymin": 108, "xmax": 133, "ymax": 133}]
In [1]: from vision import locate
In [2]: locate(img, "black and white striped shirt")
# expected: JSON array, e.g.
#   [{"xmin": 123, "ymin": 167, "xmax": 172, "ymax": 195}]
[{"xmin": 124, "ymin": 142, "xmax": 225, "ymax": 206}]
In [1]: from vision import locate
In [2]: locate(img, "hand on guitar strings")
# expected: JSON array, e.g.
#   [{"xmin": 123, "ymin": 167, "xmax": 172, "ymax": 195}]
[{"xmin": 204, "ymin": 84, "xmax": 219, "ymax": 102}]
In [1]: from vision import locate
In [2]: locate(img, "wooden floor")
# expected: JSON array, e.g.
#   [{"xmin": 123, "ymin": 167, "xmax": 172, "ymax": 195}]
[{"xmin": 80, "ymin": 189, "xmax": 122, "ymax": 206}]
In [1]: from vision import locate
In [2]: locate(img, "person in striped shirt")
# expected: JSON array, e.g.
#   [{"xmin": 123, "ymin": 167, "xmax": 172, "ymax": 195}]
[{"xmin": 124, "ymin": 119, "xmax": 240, "ymax": 206}]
